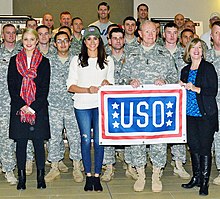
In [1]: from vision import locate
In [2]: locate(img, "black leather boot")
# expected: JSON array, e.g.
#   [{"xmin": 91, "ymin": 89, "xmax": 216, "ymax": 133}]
[
  {"xmin": 37, "ymin": 169, "xmax": 46, "ymax": 189},
  {"xmin": 182, "ymin": 153, "xmax": 200, "ymax": 189},
  {"xmin": 84, "ymin": 176, "xmax": 93, "ymax": 191},
  {"xmin": 199, "ymin": 155, "xmax": 211, "ymax": 196},
  {"xmin": 17, "ymin": 170, "xmax": 26, "ymax": 190},
  {"xmin": 93, "ymin": 176, "xmax": 103, "ymax": 192}
]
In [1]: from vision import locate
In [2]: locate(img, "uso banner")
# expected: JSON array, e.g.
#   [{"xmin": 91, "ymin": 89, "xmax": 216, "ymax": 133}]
[{"xmin": 98, "ymin": 84, "xmax": 186, "ymax": 145}]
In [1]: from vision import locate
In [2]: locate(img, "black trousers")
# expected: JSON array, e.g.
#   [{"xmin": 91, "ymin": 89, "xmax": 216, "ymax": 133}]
[
  {"xmin": 16, "ymin": 138, "xmax": 45, "ymax": 170},
  {"xmin": 187, "ymin": 115, "xmax": 215, "ymax": 156}
]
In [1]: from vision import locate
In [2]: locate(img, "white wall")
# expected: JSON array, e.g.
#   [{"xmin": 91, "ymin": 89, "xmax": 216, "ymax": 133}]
[
  {"xmin": 134, "ymin": 0, "xmax": 220, "ymax": 34},
  {"xmin": 0, "ymin": 0, "xmax": 13, "ymax": 14}
]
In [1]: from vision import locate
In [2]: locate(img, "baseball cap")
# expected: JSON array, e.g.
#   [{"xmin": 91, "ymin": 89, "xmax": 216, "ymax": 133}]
[
  {"xmin": 83, "ymin": 26, "xmax": 100, "ymax": 39},
  {"xmin": 210, "ymin": 12, "xmax": 220, "ymax": 20}
]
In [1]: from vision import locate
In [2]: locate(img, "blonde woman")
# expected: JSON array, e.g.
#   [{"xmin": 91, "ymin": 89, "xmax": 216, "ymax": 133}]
[
  {"xmin": 7, "ymin": 28, "xmax": 50, "ymax": 190},
  {"xmin": 180, "ymin": 38, "xmax": 218, "ymax": 196}
]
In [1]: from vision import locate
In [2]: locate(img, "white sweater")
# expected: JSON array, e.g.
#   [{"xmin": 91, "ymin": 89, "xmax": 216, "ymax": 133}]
[{"xmin": 67, "ymin": 56, "xmax": 114, "ymax": 109}]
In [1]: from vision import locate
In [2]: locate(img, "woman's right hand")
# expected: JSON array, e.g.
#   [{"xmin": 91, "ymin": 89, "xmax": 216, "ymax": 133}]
[
  {"xmin": 88, "ymin": 86, "xmax": 99, "ymax": 94},
  {"xmin": 20, "ymin": 105, "xmax": 29, "ymax": 113}
]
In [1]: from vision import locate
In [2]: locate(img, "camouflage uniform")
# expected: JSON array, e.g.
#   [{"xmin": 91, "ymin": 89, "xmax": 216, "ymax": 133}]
[
  {"xmin": 122, "ymin": 43, "xmax": 178, "ymax": 168},
  {"xmin": 0, "ymin": 44, "xmax": 21, "ymax": 172},
  {"xmin": 103, "ymin": 52, "xmax": 128, "ymax": 165},
  {"xmin": 156, "ymin": 37, "xmax": 164, "ymax": 46},
  {"xmin": 70, "ymin": 36, "xmax": 82, "ymax": 56},
  {"xmin": 47, "ymin": 53, "xmax": 81, "ymax": 163},
  {"xmin": 102, "ymin": 39, "xmax": 140, "ymax": 166},
  {"xmin": 206, "ymin": 48, "xmax": 220, "ymax": 170},
  {"xmin": 169, "ymin": 45, "xmax": 188, "ymax": 164},
  {"xmin": 124, "ymin": 36, "xmax": 139, "ymax": 50}
]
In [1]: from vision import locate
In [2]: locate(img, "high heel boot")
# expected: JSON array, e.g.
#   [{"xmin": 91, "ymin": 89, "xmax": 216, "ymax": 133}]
[
  {"xmin": 199, "ymin": 155, "xmax": 211, "ymax": 196},
  {"xmin": 37, "ymin": 169, "xmax": 46, "ymax": 189},
  {"xmin": 17, "ymin": 170, "xmax": 26, "ymax": 190},
  {"xmin": 182, "ymin": 153, "xmax": 200, "ymax": 188}
]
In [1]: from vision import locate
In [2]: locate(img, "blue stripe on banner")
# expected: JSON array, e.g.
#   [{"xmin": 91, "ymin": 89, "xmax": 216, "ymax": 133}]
[{"xmin": 108, "ymin": 96, "xmax": 176, "ymax": 133}]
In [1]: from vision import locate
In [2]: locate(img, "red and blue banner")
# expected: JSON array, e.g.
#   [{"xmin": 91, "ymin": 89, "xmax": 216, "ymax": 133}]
[{"xmin": 98, "ymin": 84, "xmax": 186, "ymax": 145}]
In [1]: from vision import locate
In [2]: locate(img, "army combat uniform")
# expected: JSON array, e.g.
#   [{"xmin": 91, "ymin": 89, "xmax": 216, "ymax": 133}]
[{"xmin": 206, "ymin": 48, "xmax": 220, "ymax": 185}]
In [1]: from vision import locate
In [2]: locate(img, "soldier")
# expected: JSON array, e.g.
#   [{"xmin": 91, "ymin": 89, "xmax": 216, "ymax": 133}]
[
  {"xmin": 58, "ymin": 26, "xmax": 78, "ymax": 56},
  {"xmin": 201, "ymin": 12, "xmax": 220, "ymax": 49},
  {"xmin": 206, "ymin": 21, "xmax": 220, "ymax": 185},
  {"xmin": 122, "ymin": 20, "xmax": 178, "ymax": 192},
  {"xmin": 174, "ymin": 13, "xmax": 185, "ymax": 36},
  {"xmin": 179, "ymin": 29, "xmax": 194, "ymax": 48},
  {"xmin": 44, "ymin": 31, "xmax": 83, "ymax": 183},
  {"xmin": 184, "ymin": 20, "xmax": 199, "ymax": 38},
  {"xmin": 135, "ymin": 3, "xmax": 149, "ymax": 38},
  {"xmin": 26, "ymin": 18, "xmax": 38, "ymax": 30},
  {"xmin": 89, "ymin": 2, "xmax": 113, "ymax": 45},
  {"xmin": 0, "ymin": 24, "xmax": 21, "ymax": 185},
  {"xmin": 36, "ymin": 25, "xmax": 54, "ymax": 57},
  {"xmin": 42, "ymin": 13, "xmax": 54, "ymax": 34},
  {"xmin": 101, "ymin": 28, "xmax": 138, "ymax": 182},
  {"xmin": 71, "ymin": 17, "xmax": 83, "ymax": 56},
  {"xmin": 52, "ymin": 11, "xmax": 72, "ymax": 35},
  {"xmin": 163, "ymin": 22, "xmax": 190, "ymax": 180},
  {"xmin": 122, "ymin": 16, "xmax": 139, "ymax": 49}
]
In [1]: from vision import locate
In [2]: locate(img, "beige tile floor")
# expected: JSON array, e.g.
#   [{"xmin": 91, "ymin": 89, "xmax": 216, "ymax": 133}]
[{"xmin": 0, "ymin": 148, "xmax": 220, "ymax": 199}]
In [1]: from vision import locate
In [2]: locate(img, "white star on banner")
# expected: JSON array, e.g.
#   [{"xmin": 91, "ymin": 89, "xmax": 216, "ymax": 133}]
[
  {"xmin": 166, "ymin": 110, "xmax": 173, "ymax": 118},
  {"xmin": 112, "ymin": 121, "xmax": 120, "ymax": 128},
  {"xmin": 166, "ymin": 120, "xmax": 172, "ymax": 126},
  {"xmin": 112, "ymin": 102, "xmax": 119, "ymax": 109},
  {"xmin": 166, "ymin": 101, "xmax": 173, "ymax": 109},
  {"xmin": 112, "ymin": 111, "xmax": 119, "ymax": 119}
]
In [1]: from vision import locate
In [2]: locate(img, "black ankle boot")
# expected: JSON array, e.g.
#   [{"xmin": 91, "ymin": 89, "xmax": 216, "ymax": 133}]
[
  {"xmin": 84, "ymin": 176, "xmax": 93, "ymax": 191},
  {"xmin": 182, "ymin": 153, "xmax": 200, "ymax": 189},
  {"xmin": 93, "ymin": 176, "xmax": 103, "ymax": 192},
  {"xmin": 199, "ymin": 155, "xmax": 211, "ymax": 196},
  {"xmin": 37, "ymin": 169, "xmax": 46, "ymax": 189},
  {"xmin": 17, "ymin": 170, "xmax": 26, "ymax": 190}
]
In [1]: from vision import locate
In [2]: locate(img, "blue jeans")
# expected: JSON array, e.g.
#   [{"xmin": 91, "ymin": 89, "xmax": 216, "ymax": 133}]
[{"xmin": 74, "ymin": 108, "xmax": 104, "ymax": 174}]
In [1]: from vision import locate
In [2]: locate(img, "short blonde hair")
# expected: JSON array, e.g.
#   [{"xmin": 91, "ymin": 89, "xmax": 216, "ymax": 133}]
[
  {"xmin": 183, "ymin": 38, "xmax": 207, "ymax": 63},
  {"xmin": 22, "ymin": 28, "xmax": 39, "ymax": 40}
]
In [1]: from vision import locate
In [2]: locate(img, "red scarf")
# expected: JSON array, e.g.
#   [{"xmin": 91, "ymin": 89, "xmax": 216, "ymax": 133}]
[{"xmin": 16, "ymin": 48, "xmax": 42, "ymax": 125}]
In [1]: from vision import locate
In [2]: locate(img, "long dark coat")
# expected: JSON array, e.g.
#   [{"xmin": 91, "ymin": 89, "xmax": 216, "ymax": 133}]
[{"xmin": 7, "ymin": 55, "xmax": 51, "ymax": 140}]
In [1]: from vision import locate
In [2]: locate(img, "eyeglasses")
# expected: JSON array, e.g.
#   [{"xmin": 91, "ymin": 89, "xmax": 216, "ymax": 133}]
[{"xmin": 56, "ymin": 38, "xmax": 69, "ymax": 44}]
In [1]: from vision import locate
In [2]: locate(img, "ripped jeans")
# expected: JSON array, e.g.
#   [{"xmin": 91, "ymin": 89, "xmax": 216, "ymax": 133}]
[{"xmin": 74, "ymin": 107, "xmax": 104, "ymax": 174}]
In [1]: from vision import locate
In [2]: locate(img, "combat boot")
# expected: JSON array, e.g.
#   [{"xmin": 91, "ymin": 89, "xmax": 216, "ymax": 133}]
[
  {"xmin": 58, "ymin": 160, "xmax": 68, "ymax": 173},
  {"xmin": 45, "ymin": 162, "xmax": 60, "ymax": 182},
  {"xmin": 125, "ymin": 164, "xmax": 138, "ymax": 180},
  {"xmin": 26, "ymin": 160, "xmax": 33, "ymax": 176},
  {"xmin": 72, "ymin": 161, "xmax": 84, "ymax": 183},
  {"xmin": 133, "ymin": 166, "xmax": 146, "ymax": 192},
  {"xmin": 213, "ymin": 173, "xmax": 220, "ymax": 185},
  {"xmin": 101, "ymin": 164, "xmax": 114, "ymax": 182},
  {"xmin": 152, "ymin": 166, "xmax": 162, "ymax": 192},
  {"xmin": 174, "ymin": 160, "xmax": 190, "ymax": 179}
]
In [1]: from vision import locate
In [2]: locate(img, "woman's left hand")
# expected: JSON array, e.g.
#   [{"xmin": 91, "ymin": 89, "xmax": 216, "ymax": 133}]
[
  {"xmin": 185, "ymin": 82, "xmax": 201, "ymax": 93},
  {"xmin": 101, "ymin": 79, "xmax": 110, "ymax": 86}
]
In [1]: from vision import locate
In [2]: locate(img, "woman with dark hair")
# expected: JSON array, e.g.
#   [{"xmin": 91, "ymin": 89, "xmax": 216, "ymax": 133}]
[
  {"xmin": 7, "ymin": 28, "xmax": 50, "ymax": 190},
  {"xmin": 67, "ymin": 26, "xmax": 114, "ymax": 192},
  {"xmin": 180, "ymin": 38, "xmax": 218, "ymax": 196}
]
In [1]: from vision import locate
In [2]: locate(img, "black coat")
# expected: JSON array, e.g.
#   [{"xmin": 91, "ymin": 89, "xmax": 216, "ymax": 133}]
[
  {"xmin": 180, "ymin": 59, "xmax": 219, "ymax": 131},
  {"xmin": 7, "ymin": 55, "xmax": 51, "ymax": 140}
]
